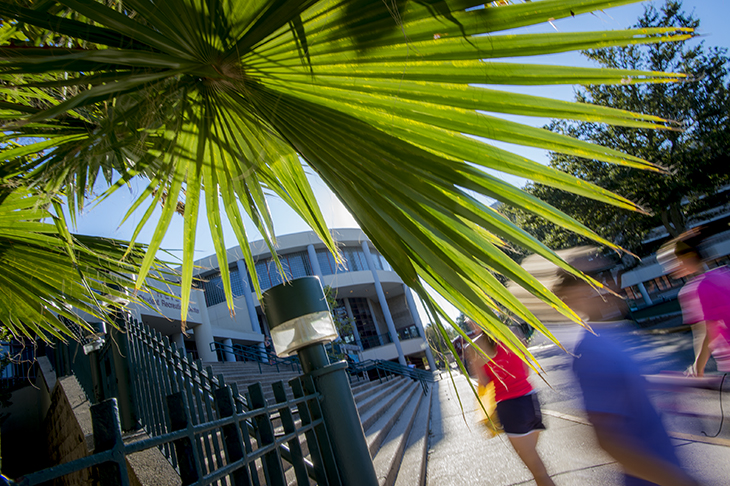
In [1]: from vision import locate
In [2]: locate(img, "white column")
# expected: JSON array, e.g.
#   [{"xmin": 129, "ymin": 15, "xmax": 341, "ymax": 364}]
[
  {"xmin": 172, "ymin": 332, "xmax": 186, "ymax": 357},
  {"xmin": 192, "ymin": 289, "xmax": 218, "ymax": 362},
  {"xmin": 637, "ymin": 282, "xmax": 653, "ymax": 306},
  {"xmin": 404, "ymin": 285, "xmax": 437, "ymax": 371},
  {"xmin": 236, "ymin": 260, "xmax": 262, "ymax": 335},
  {"xmin": 222, "ymin": 338, "xmax": 237, "ymax": 362},
  {"xmin": 362, "ymin": 241, "xmax": 406, "ymax": 365},
  {"xmin": 344, "ymin": 298, "xmax": 363, "ymax": 349},
  {"xmin": 307, "ymin": 244, "xmax": 323, "ymax": 276}
]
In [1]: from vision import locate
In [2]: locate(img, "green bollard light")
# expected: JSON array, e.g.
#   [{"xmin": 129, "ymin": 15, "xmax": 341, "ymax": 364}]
[{"xmin": 263, "ymin": 277, "xmax": 378, "ymax": 486}]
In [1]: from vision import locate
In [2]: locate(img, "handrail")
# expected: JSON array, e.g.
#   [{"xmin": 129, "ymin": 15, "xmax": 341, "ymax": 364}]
[
  {"xmin": 209, "ymin": 342, "xmax": 301, "ymax": 374},
  {"xmin": 126, "ymin": 320, "xmax": 323, "ymax": 483},
  {"xmin": 347, "ymin": 358, "xmax": 436, "ymax": 394}
]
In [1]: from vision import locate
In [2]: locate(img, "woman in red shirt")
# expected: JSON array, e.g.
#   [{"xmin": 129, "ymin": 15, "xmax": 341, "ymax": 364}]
[{"xmin": 467, "ymin": 325, "xmax": 555, "ymax": 486}]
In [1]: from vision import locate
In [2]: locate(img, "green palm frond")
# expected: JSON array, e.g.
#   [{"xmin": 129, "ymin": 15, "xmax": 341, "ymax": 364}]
[
  {"xmin": 0, "ymin": 184, "xmax": 166, "ymax": 341},
  {"xmin": 0, "ymin": 0, "xmax": 692, "ymax": 359}
]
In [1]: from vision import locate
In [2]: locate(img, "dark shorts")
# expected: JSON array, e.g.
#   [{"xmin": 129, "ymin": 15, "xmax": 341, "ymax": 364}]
[{"xmin": 496, "ymin": 393, "xmax": 546, "ymax": 436}]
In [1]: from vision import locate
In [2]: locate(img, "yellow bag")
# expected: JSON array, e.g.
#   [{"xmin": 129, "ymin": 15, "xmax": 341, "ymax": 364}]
[{"xmin": 476, "ymin": 382, "xmax": 503, "ymax": 437}]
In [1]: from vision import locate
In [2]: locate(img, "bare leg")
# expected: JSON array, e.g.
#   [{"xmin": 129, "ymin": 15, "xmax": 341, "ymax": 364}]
[
  {"xmin": 507, "ymin": 431, "xmax": 555, "ymax": 486},
  {"xmin": 694, "ymin": 330, "xmax": 712, "ymax": 377}
]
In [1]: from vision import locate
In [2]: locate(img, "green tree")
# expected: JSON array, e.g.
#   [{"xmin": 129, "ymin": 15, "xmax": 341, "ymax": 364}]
[
  {"xmin": 0, "ymin": 0, "xmax": 695, "ymax": 359},
  {"xmin": 518, "ymin": 0, "xmax": 730, "ymax": 254},
  {"xmin": 424, "ymin": 322, "xmax": 458, "ymax": 369}
]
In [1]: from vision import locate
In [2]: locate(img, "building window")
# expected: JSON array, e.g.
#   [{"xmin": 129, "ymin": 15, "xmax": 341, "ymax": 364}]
[
  {"xmin": 255, "ymin": 260, "xmax": 272, "ymax": 290},
  {"xmin": 317, "ymin": 249, "xmax": 339, "ymax": 275},
  {"xmin": 349, "ymin": 298, "xmax": 380, "ymax": 349},
  {"xmin": 282, "ymin": 251, "xmax": 312, "ymax": 279},
  {"xmin": 343, "ymin": 248, "xmax": 368, "ymax": 272},
  {"xmin": 202, "ymin": 267, "xmax": 246, "ymax": 307},
  {"xmin": 254, "ymin": 251, "xmax": 313, "ymax": 291},
  {"xmin": 202, "ymin": 272, "xmax": 225, "ymax": 307}
]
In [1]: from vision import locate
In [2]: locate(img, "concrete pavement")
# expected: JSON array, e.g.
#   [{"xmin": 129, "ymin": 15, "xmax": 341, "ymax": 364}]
[{"xmin": 425, "ymin": 372, "xmax": 730, "ymax": 485}]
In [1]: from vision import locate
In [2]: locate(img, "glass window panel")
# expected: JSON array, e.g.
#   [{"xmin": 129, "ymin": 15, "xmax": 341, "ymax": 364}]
[
  {"xmin": 356, "ymin": 250, "xmax": 368, "ymax": 271},
  {"xmin": 379, "ymin": 254, "xmax": 392, "ymax": 272},
  {"xmin": 203, "ymin": 273, "xmax": 226, "ymax": 307},
  {"xmin": 370, "ymin": 252, "xmax": 383, "ymax": 271},
  {"xmin": 255, "ymin": 261, "xmax": 271, "ymax": 290},
  {"xmin": 287, "ymin": 252, "xmax": 311, "ymax": 278},
  {"xmin": 230, "ymin": 268, "xmax": 245, "ymax": 298},
  {"xmin": 267, "ymin": 259, "xmax": 284, "ymax": 288},
  {"xmin": 317, "ymin": 250, "xmax": 336, "ymax": 275}
]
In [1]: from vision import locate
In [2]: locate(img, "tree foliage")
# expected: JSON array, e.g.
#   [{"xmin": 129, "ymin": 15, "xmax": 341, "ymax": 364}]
[
  {"xmin": 0, "ymin": 0, "xmax": 696, "ymax": 359},
  {"xmin": 516, "ymin": 0, "xmax": 730, "ymax": 254}
]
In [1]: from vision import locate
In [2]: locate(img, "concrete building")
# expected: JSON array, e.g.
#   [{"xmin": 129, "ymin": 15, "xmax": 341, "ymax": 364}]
[{"xmin": 128, "ymin": 228, "xmax": 436, "ymax": 370}]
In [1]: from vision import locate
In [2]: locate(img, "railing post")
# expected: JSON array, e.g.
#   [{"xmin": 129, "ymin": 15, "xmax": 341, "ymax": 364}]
[
  {"xmin": 109, "ymin": 312, "xmax": 138, "ymax": 431},
  {"xmin": 272, "ymin": 381, "xmax": 309, "ymax": 485},
  {"xmin": 248, "ymin": 383, "xmax": 286, "ymax": 486},
  {"xmin": 213, "ymin": 386, "xmax": 249, "ymax": 486},
  {"xmin": 166, "ymin": 392, "xmax": 199, "ymax": 485},
  {"xmin": 290, "ymin": 377, "xmax": 338, "ymax": 486},
  {"xmin": 90, "ymin": 398, "xmax": 130, "ymax": 486},
  {"xmin": 298, "ymin": 344, "xmax": 378, "ymax": 486}
]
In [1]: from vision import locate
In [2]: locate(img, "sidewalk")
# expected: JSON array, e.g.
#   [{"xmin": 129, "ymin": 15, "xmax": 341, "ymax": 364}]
[{"xmin": 425, "ymin": 373, "xmax": 730, "ymax": 485}]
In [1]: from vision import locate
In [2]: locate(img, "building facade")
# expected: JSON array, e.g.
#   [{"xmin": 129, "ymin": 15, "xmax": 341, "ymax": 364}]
[{"xmin": 127, "ymin": 229, "xmax": 436, "ymax": 370}]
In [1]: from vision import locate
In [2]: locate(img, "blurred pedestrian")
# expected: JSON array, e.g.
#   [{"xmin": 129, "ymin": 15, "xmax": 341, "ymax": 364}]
[
  {"xmin": 465, "ymin": 320, "xmax": 555, "ymax": 486},
  {"xmin": 573, "ymin": 327, "xmax": 698, "ymax": 486},
  {"xmin": 658, "ymin": 229, "xmax": 730, "ymax": 376}
]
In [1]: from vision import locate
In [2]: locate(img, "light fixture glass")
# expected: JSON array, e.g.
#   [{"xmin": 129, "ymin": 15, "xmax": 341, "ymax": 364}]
[
  {"xmin": 263, "ymin": 277, "xmax": 339, "ymax": 357},
  {"xmin": 82, "ymin": 321, "xmax": 107, "ymax": 355},
  {"xmin": 270, "ymin": 310, "xmax": 338, "ymax": 357}
]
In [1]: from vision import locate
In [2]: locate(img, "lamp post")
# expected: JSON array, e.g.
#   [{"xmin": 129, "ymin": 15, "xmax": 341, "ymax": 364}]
[
  {"xmin": 262, "ymin": 277, "xmax": 378, "ymax": 486},
  {"xmin": 82, "ymin": 321, "xmax": 107, "ymax": 404}
]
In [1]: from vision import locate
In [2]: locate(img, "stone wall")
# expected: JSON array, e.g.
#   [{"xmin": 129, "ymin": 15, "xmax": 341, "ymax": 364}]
[{"xmin": 44, "ymin": 375, "xmax": 94, "ymax": 485}]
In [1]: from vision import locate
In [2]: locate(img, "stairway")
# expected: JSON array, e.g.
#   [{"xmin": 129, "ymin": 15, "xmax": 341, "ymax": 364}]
[
  {"xmin": 208, "ymin": 360, "xmax": 435, "ymax": 486},
  {"xmin": 208, "ymin": 360, "xmax": 302, "ymax": 403}
]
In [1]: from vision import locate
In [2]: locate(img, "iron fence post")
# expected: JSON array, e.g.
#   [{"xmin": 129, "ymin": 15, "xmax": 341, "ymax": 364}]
[
  {"xmin": 88, "ymin": 349, "xmax": 105, "ymax": 403},
  {"xmin": 90, "ymin": 398, "xmax": 130, "ymax": 486},
  {"xmin": 213, "ymin": 387, "xmax": 249, "ymax": 486},
  {"xmin": 297, "ymin": 343, "xmax": 378, "ymax": 486},
  {"xmin": 166, "ymin": 392, "xmax": 199, "ymax": 485},
  {"xmin": 109, "ymin": 311, "xmax": 138, "ymax": 431}
]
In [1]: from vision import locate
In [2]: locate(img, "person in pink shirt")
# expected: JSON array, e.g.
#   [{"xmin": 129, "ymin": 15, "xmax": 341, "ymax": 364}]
[
  {"xmin": 466, "ymin": 321, "xmax": 555, "ymax": 486},
  {"xmin": 659, "ymin": 231, "xmax": 730, "ymax": 376}
]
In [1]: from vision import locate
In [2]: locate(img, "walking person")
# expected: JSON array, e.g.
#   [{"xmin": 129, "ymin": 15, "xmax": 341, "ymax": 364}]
[
  {"xmin": 658, "ymin": 228, "xmax": 730, "ymax": 376},
  {"xmin": 465, "ymin": 320, "xmax": 555, "ymax": 486}
]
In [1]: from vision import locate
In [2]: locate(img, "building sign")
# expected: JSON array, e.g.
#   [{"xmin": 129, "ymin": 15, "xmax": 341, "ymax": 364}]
[{"xmin": 138, "ymin": 289, "xmax": 201, "ymax": 321}]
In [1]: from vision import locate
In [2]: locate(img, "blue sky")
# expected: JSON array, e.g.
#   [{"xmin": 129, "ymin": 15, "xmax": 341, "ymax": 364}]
[{"xmin": 68, "ymin": 0, "xmax": 730, "ymax": 320}]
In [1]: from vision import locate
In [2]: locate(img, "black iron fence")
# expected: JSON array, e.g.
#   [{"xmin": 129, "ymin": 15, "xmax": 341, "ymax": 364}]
[
  {"xmin": 31, "ymin": 317, "xmax": 343, "ymax": 485},
  {"xmin": 13, "ymin": 376, "xmax": 337, "ymax": 486}
]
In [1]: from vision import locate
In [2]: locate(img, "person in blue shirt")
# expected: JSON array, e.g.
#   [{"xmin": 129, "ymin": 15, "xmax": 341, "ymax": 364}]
[{"xmin": 573, "ymin": 327, "xmax": 698, "ymax": 486}]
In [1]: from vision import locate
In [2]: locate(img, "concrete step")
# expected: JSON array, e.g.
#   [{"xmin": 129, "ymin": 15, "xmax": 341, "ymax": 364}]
[
  {"xmin": 354, "ymin": 376, "xmax": 402, "ymax": 406},
  {"xmin": 393, "ymin": 382, "xmax": 435, "ymax": 486},
  {"xmin": 210, "ymin": 360, "xmax": 434, "ymax": 486},
  {"xmin": 365, "ymin": 380, "xmax": 420, "ymax": 457},
  {"xmin": 372, "ymin": 385, "xmax": 424, "ymax": 486},
  {"xmin": 358, "ymin": 378, "xmax": 410, "ymax": 422}
]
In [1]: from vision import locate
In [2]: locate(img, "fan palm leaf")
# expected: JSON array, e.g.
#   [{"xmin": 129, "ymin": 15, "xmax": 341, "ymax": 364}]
[
  {"xmin": 0, "ymin": 182, "xmax": 166, "ymax": 340},
  {"xmin": 0, "ymin": 0, "xmax": 692, "ymax": 359}
]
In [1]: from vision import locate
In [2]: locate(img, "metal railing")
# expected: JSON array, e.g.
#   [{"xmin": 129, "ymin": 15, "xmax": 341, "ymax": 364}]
[
  {"xmin": 41, "ymin": 317, "xmax": 341, "ymax": 485},
  {"xmin": 210, "ymin": 342, "xmax": 301, "ymax": 374},
  {"xmin": 126, "ymin": 319, "xmax": 336, "ymax": 484},
  {"xmin": 347, "ymin": 359, "xmax": 436, "ymax": 394},
  {"xmin": 0, "ymin": 341, "xmax": 40, "ymax": 393},
  {"xmin": 13, "ymin": 376, "xmax": 338, "ymax": 486}
]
